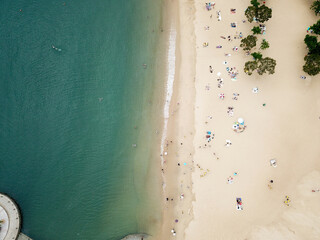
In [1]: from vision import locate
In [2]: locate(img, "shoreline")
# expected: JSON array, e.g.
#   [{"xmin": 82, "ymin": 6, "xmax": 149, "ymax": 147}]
[
  {"xmin": 120, "ymin": 0, "xmax": 177, "ymax": 237},
  {"xmin": 157, "ymin": 0, "xmax": 196, "ymax": 238},
  {"xmin": 160, "ymin": 25, "xmax": 177, "ymax": 172}
]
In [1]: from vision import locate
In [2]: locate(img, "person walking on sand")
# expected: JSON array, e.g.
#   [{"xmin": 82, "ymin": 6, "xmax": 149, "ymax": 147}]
[{"xmin": 225, "ymin": 140, "xmax": 232, "ymax": 147}]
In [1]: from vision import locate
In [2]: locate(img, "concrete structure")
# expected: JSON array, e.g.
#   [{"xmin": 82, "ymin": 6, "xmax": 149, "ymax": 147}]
[
  {"xmin": 0, "ymin": 194, "xmax": 21, "ymax": 240},
  {"xmin": 17, "ymin": 233, "xmax": 32, "ymax": 240},
  {"xmin": 0, "ymin": 194, "xmax": 32, "ymax": 240}
]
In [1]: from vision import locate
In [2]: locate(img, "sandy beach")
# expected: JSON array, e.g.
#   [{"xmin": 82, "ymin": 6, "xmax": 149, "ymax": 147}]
[
  {"xmin": 156, "ymin": 0, "xmax": 195, "ymax": 239},
  {"xmin": 158, "ymin": 0, "xmax": 320, "ymax": 239}
]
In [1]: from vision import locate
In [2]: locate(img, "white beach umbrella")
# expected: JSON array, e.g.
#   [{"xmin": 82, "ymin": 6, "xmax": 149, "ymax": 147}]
[
  {"xmin": 252, "ymin": 87, "xmax": 258, "ymax": 93},
  {"xmin": 238, "ymin": 118, "xmax": 244, "ymax": 125}
]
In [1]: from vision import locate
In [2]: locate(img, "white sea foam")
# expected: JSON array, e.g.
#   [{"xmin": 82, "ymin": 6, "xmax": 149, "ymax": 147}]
[{"xmin": 160, "ymin": 27, "xmax": 176, "ymax": 171}]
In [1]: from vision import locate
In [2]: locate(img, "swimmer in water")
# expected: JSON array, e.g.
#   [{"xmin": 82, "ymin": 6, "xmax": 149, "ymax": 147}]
[{"xmin": 52, "ymin": 45, "xmax": 62, "ymax": 51}]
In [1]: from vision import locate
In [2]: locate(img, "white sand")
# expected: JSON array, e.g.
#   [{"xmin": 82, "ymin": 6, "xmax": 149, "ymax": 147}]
[
  {"xmin": 183, "ymin": 0, "xmax": 320, "ymax": 239},
  {"xmin": 158, "ymin": 0, "xmax": 320, "ymax": 239}
]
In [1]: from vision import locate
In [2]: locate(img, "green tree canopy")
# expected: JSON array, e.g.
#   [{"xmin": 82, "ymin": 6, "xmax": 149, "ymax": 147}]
[
  {"xmin": 251, "ymin": 52, "xmax": 263, "ymax": 60},
  {"xmin": 303, "ymin": 53, "xmax": 320, "ymax": 75},
  {"xmin": 251, "ymin": 26, "xmax": 262, "ymax": 34},
  {"xmin": 244, "ymin": 57, "xmax": 276, "ymax": 75},
  {"xmin": 245, "ymin": 6, "xmax": 257, "ymax": 23},
  {"xmin": 311, "ymin": 0, "xmax": 320, "ymax": 16},
  {"xmin": 260, "ymin": 39, "xmax": 270, "ymax": 50},
  {"xmin": 304, "ymin": 35, "xmax": 319, "ymax": 54},
  {"xmin": 251, "ymin": 0, "xmax": 260, "ymax": 7},
  {"xmin": 257, "ymin": 5, "xmax": 272, "ymax": 23},
  {"xmin": 257, "ymin": 57, "xmax": 276, "ymax": 75},
  {"xmin": 245, "ymin": 4, "xmax": 272, "ymax": 23},
  {"xmin": 240, "ymin": 35, "xmax": 257, "ymax": 51},
  {"xmin": 310, "ymin": 20, "xmax": 320, "ymax": 35},
  {"xmin": 244, "ymin": 61, "xmax": 258, "ymax": 75}
]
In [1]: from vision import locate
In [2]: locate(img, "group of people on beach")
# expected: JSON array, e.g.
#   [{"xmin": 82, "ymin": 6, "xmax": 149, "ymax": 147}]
[{"xmin": 164, "ymin": 1, "xmax": 295, "ymax": 237}]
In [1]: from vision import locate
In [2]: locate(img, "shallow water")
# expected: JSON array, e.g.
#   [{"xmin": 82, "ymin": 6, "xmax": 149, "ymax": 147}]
[{"xmin": 0, "ymin": 1, "xmax": 163, "ymax": 239}]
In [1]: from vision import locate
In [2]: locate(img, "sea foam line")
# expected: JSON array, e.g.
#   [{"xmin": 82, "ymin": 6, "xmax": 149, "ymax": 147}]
[{"xmin": 160, "ymin": 27, "xmax": 176, "ymax": 170}]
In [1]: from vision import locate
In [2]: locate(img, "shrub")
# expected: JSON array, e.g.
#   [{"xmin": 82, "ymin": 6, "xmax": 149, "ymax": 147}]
[
  {"xmin": 251, "ymin": 26, "xmax": 262, "ymax": 34},
  {"xmin": 251, "ymin": 52, "xmax": 263, "ymax": 60},
  {"xmin": 260, "ymin": 39, "xmax": 270, "ymax": 50}
]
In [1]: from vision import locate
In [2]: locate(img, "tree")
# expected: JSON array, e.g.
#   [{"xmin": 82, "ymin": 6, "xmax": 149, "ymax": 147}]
[
  {"xmin": 240, "ymin": 35, "xmax": 257, "ymax": 51},
  {"xmin": 244, "ymin": 61, "xmax": 258, "ymax": 75},
  {"xmin": 303, "ymin": 53, "xmax": 320, "ymax": 75},
  {"xmin": 251, "ymin": 52, "xmax": 263, "ymax": 60},
  {"xmin": 245, "ymin": 6, "xmax": 257, "ymax": 23},
  {"xmin": 244, "ymin": 57, "xmax": 276, "ymax": 75},
  {"xmin": 260, "ymin": 39, "xmax": 270, "ymax": 50},
  {"xmin": 251, "ymin": 0, "xmax": 260, "ymax": 7},
  {"xmin": 256, "ymin": 5, "xmax": 272, "ymax": 23},
  {"xmin": 257, "ymin": 57, "xmax": 276, "ymax": 75},
  {"xmin": 251, "ymin": 26, "xmax": 261, "ymax": 34},
  {"xmin": 304, "ymin": 35, "xmax": 319, "ymax": 54},
  {"xmin": 245, "ymin": 4, "xmax": 272, "ymax": 23},
  {"xmin": 310, "ymin": 20, "xmax": 320, "ymax": 35},
  {"xmin": 311, "ymin": 0, "xmax": 320, "ymax": 16}
]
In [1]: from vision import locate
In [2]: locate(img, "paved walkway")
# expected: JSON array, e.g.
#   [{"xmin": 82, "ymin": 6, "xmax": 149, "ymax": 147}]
[{"xmin": 0, "ymin": 194, "xmax": 21, "ymax": 240}]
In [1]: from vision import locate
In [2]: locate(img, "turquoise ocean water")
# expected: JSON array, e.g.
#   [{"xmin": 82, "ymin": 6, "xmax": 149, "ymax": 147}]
[{"xmin": 0, "ymin": 1, "xmax": 164, "ymax": 239}]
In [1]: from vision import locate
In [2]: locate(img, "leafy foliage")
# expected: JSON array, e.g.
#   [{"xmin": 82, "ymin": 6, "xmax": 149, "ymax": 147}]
[
  {"xmin": 311, "ymin": 0, "xmax": 320, "ymax": 16},
  {"xmin": 245, "ymin": 6, "xmax": 257, "ymax": 23},
  {"xmin": 257, "ymin": 57, "xmax": 276, "ymax": 75},
  {"xmin": 245, "ymin": 4, "xmax": 272, "ymax": 23},
  {"xmin": 244, "ymin": 57, "xmax": 276, "ymax": 75},
  {"xmin": 303, "ymin": 53, "xmax": 320, "ymax": 75},
  {"xmin": 302, "ymin": 3, "xmax": 320, "ymax": 76},
  {"xmin": 250, "ymin": 0, "xmax": 260, "ymax": 7},
  {"xmin": 251, "ymin": 52, "xmax": 263, "ymax": 60},
  {"xmin": 260, "ymin": 39, "xmax": 270, "ymax": 50},
  {"xmin": 251, "ymin": 26, "xmax": 261, "ymax": 34},
  {"xmin": 244, "ymin": 61, "xmax": 258, "ymax": 75},
  {"xmin": 310, "ymin": 20, "xmax": 320, "ymax": 35},
  {"xmin": 304, "ymin": 35, "xmax": 320, "ymax": 54},
  {"xmin": 240, "ymin": 35, "xmax": 257, "ymax": 51},
  {"xmin": 257, "ymin": 5, "xmax": 272, "ymax": 23}
]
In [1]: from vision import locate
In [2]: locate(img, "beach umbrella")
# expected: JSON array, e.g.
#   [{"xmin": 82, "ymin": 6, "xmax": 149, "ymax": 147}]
[
  {"xmin": 252, "ymin": 87, "xmax": 259, "ymax": 93},
  {"xmin": 270, "ymin": 159, "xmax": 277, "ymax": 167}
]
